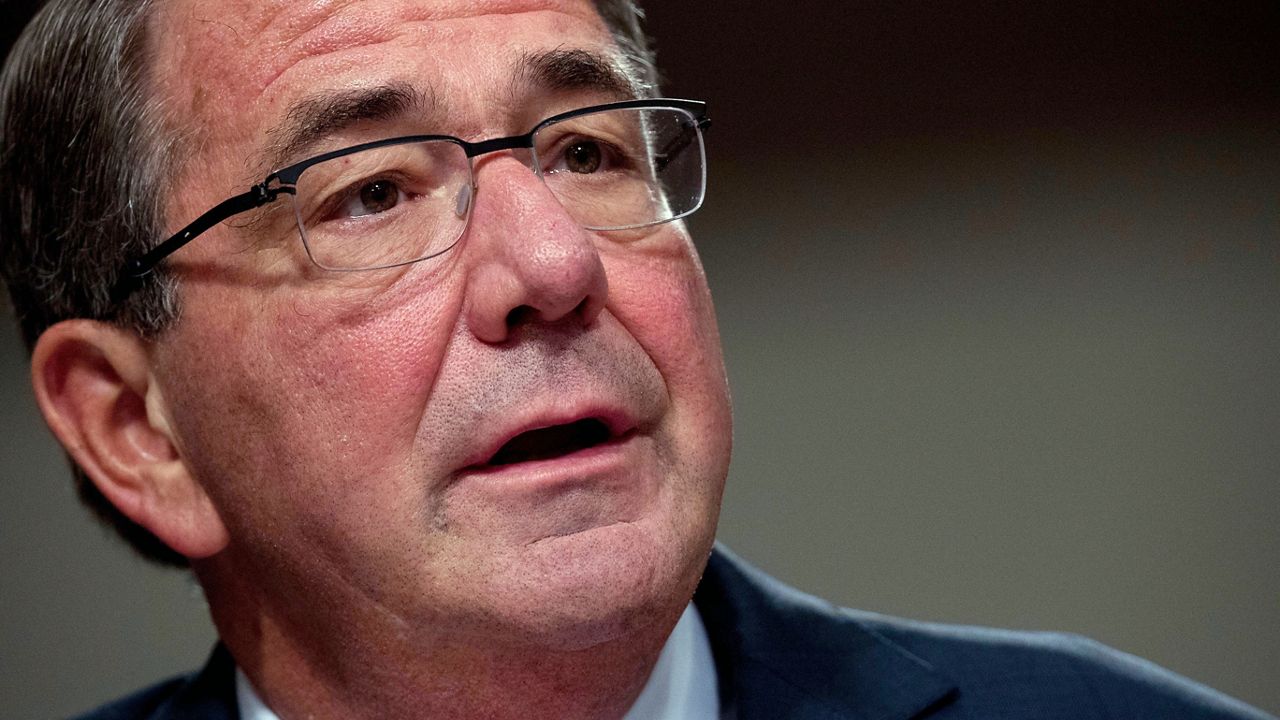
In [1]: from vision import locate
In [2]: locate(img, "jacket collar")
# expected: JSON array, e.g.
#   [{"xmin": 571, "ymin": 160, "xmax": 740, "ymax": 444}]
[
  {"xmin": 695, "ymin": 545, "xmax": 958, "ymax": 720},
  {"xmin": 145, "ymin": 643, "xmax": 239, "ymax": 720}
]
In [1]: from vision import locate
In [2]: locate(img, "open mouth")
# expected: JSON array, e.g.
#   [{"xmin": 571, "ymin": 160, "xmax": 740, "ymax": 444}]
[{"xmin": 486, "ymin": 418, "xmax": 614, "ymax": 466}]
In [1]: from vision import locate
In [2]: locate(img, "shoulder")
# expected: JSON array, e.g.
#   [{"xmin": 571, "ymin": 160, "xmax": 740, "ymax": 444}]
[
  {"xmin": 68, "ymin": 676, "xmax": 192, "ymax": 720},
  {"xmin": 850, "ymin": 611, "xmax": 1274, "ymax": 719},
  {"xmin": 67, "ymin": 646, "xmax": 237, "ymax": 720},
  {"xmin": 698, "ymin": 546, "xmax": 1274, "ymax": 719}
]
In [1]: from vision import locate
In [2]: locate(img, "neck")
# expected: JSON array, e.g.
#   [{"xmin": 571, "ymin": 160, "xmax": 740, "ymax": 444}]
[{"xmin": 197, "ymin": 558, "xmax": 682, "ymax": 720}]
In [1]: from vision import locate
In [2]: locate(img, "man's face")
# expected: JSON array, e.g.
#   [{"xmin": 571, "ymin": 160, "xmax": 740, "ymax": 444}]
[{"xmin": 147, "ymin": 0, "xmax": 731, "ymax": 647}]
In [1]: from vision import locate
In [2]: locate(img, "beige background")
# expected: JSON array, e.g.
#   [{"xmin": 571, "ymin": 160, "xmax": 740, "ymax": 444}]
[{"xmin": 2, "ymin": 1, "xmax": 1278, "ymax": 717}]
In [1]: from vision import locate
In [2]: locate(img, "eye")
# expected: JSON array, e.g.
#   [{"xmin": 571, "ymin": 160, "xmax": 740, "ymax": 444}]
[
  {"xmin": 335, "ymin": 178, "xmax": 405, "ymax": 219},
  {"xmin": 544, "ymin": 136, "xmax": 631, "ymax": 177},
  {"xmin": 562, "ymin": 140, "xmax": 603, "ymax": 174}
]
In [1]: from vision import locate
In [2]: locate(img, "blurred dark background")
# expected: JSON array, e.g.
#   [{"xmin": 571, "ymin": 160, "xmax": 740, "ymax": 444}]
[{"xmin": 2, "ymin": 1, "xmax": 1278, "ymax": 716}]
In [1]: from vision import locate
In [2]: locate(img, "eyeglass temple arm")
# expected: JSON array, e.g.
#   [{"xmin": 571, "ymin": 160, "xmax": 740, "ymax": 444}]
[
  {"xmin": 111, "ymin": 181, "xmax": 295, "ymax": 302},
  {"xmin": 654, "ymin": 117, "xmax": 710, "ymax": 173}
]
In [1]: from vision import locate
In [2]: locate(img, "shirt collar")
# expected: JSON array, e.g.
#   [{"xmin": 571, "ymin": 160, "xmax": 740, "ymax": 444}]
[{"xmin": 236, "ymin": 603, "xmax": 719, "ymax": 719}]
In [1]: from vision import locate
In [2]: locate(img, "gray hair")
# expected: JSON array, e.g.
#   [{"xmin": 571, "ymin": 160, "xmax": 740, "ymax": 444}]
[
  {"xmin": 0, "ymin": 0, "xmax": 657, "ymax": 566},
  {"xmin": 1, "ymin": 0, "xmax": 185, "ymax": 565}
]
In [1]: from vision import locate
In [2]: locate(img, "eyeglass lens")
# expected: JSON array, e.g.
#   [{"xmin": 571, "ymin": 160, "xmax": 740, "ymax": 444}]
[{"xmin": 288, "ymin": 106, "xmax": 705, "ymax": 271}]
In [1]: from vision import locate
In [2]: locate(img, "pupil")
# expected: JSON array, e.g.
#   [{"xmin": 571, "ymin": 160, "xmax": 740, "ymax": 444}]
[
  {"xmin": 360, "ymin": 180, "xmax": 398, "ymax": 213},
  {"xmin": 566, "ymin": 142, "xmax": 602, "ymax": 173}
]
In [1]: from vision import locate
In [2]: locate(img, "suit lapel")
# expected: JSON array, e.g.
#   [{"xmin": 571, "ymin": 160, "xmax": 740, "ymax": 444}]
[{"xmin": 695, "ymin": 546, "xmax": 958, "ymax": 720}]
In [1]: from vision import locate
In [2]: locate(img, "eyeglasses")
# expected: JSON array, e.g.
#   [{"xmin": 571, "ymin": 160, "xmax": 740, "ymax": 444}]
[{"xmin": 113, "ymin": 98, "xmax": 710, "ymax": 300}]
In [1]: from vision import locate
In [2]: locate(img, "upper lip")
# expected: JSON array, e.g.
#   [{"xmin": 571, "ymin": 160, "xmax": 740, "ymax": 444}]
[{"xmin": 458, "ymin": 400, "xmax": 640, "ymax": 472}]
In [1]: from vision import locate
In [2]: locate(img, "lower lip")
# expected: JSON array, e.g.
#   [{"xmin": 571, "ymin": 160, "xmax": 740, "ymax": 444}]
[{"xmin": 457, "ymin": 431, "xmax": 641, "ymax": 490}]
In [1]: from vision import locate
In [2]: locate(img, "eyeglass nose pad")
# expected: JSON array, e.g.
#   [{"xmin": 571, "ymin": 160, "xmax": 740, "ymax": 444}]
[{"xmin": 454, "ymin": 183, "xmax": 474, "ymax": 219}]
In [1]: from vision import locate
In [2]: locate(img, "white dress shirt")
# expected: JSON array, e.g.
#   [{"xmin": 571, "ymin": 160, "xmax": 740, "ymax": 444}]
[{"xmin": 237, "ymin": 603, "xmax": 719, "ymax": 719}]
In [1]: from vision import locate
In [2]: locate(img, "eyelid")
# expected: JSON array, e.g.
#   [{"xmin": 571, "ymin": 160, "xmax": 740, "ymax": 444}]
[
  {"xmin": 306, "ymin": 172, "xmax": 411, "ymax": 226},
  {"xmin": 540, "ymin": 136, "xmax": 631, "ymax": 175},
  {"xmin": 334, "ymin": 180, "xmax": 407, "ymax": 221}
]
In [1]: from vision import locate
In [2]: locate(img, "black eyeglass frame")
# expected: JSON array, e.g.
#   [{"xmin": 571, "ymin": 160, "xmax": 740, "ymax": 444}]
[{"xmin": 112, "ymin": 98, "xmax": 710, "ymax": 301}]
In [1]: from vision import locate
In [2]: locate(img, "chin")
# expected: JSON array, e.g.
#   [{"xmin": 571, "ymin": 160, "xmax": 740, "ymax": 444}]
[{"xmin": 476, "ymin": 521, "xmax": 701, "ymax": 652}]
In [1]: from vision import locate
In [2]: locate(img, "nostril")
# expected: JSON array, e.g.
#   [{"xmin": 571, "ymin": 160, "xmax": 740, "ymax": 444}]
[
  {"xmin": 503, "ymin": 297, "xmax": 596, "ymax": 331},
  {"xmin": 506, "ymin": 305, "xmax": 535, "ymax": 328}
]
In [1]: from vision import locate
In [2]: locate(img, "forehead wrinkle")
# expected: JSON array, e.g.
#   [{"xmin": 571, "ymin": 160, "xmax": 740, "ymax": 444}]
[
  {"xmin": 254, "ymin": 5, "xmax": 402, "ymax": 95},
  {"xmin": 248, "ymin": 0, "xmax": 608, "ymax": 96},
  {"xmin": 151, "ymin": 0, "xmax": 617, "ymax": 201},
  {"xmin": 155, "ymin": 0, "xmax": 613, "ymax": 114}
]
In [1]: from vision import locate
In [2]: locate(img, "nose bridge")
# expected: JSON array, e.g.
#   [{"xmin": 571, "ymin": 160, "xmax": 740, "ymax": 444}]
[
  {"xmin": 462, "ymin": 150, "xmax": 607, "ymax": 344},
  {"xmin": 458, "ymin": 132, "xmax": 541, "ymax": 201}
]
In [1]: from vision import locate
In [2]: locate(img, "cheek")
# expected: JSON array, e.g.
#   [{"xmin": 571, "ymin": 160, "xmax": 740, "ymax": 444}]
[
  {"xmin": 603, "ymin": 238, "xmax": 732, "ymax": 462},
  {"xmin": 160, "ymin": 276, "xmax": 463, "ymax": 527},
  {"xmin": 605, "ymin": 239, "xmax": 726, "ymax": 397}
]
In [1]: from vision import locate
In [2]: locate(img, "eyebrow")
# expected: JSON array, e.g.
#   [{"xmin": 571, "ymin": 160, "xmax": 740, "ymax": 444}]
[
  {"xmin": 260, "ymin": 48, "xmax": 636, "ymax": 174},
  {"xmin": 512, "ymin": 47, "xmax": 640, "ymax": 100},
  {"xmin": 263, "ymin": 81, "xmax": 430, "ymax": 172}
]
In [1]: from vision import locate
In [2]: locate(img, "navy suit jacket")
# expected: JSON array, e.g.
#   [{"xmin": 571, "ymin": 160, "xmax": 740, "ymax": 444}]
[{"xmin": 74, "ymin": 546, "xmax": 1274, "ymax": 719}]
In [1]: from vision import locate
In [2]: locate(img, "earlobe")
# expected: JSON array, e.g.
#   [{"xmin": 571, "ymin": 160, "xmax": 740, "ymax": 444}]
[{"xmin": 30, "ymin": 320, "xmax": 230, "ymax": 559}]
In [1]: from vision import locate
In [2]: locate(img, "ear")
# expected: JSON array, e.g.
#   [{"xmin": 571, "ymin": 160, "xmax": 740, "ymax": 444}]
[{"xmin": 30, "ymin": 319, "xmax": 229, "ymax": 559}]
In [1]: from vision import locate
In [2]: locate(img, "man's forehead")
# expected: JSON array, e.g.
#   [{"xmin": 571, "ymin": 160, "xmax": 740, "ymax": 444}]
[
  {"xmin": 151, "ymin": 0, "xmax": 612, "ymax": 110},
  {"xmin": 148, "ymin": 0, "xmax": 619, "ymax": 193},
  {"xmin": 156, "ymin": 0, "xmax": 606, "ymax": 48}
]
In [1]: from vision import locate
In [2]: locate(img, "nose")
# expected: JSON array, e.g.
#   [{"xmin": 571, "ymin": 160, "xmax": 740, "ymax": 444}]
[{"xmin": 462, "ymin": 157, "xmax": 608, "ymax": 344}]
